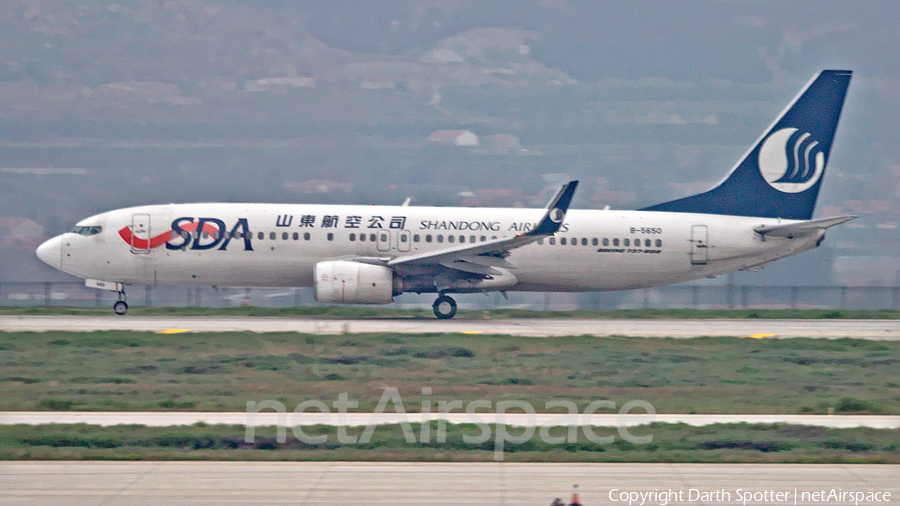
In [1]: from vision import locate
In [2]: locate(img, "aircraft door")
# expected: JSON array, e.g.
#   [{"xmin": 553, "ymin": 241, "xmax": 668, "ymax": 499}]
[
  {"xmin": 396, "ymin": 230, "xmax": 411, "ymax": 252},
  {"xmin": 376, "ymin": 230, "xmax": 391, "ymax": 252},
  {"xmin": 131, "ymin": 214, "xmax": 151, "ymax": 254},
  {"xmin": 690, "ymin": 224, "xmax": 708, "ymax": 265}
]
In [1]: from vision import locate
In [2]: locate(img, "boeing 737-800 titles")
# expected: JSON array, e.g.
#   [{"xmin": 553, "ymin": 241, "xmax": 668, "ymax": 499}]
[{"xmin": 37, "ymin": 70, "xmax": 855, "ymax": 319}]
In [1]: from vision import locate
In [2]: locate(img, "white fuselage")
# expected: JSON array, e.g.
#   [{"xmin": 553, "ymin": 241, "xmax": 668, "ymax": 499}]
[{"xmin": 45, "ymin": 203, "xmax": 822, "ymax": 293}]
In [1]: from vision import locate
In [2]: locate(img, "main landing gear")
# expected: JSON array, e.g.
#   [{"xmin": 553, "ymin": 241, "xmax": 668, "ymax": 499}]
[
  {"xmin": 113, "ymin": 286, "xmax": 128, "ymax": 315},
  {"xmin": 432, "ymin": 294, "xmax": 457, "ymax": 319}
]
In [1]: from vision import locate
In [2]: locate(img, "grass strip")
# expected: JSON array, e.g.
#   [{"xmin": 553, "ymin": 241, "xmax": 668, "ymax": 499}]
[
  {"xmin": 1, "ymin": 332, "xmax": 898, "ymax": 414},
  {"xmin": 1, "ymin": 423, "xmax": 898, "ymax": 463}
]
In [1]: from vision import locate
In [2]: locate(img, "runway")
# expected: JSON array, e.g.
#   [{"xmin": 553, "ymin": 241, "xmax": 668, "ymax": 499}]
[
  {"xmin": 1, "ymin": 462, "xmax": 897, "ymax": 505},
  {"xmin": 1, "ymin": 315, "xmax": 899, "ymax": 339},
  {"xmin": 2, "ymin": 411, "xmax": 899, "ymax": 429}
]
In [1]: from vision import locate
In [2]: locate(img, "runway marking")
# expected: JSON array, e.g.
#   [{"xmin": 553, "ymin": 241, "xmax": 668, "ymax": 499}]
[
  {"xmin": 157, "ymin": 329, "xmax": 191, "ymax": 334},
  {"xmin": 1, "ymin": 316, "xmax": 898, "ymax": 340}
]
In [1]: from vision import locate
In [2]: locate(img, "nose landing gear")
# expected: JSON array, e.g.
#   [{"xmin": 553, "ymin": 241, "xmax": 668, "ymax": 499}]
[
  {"xmin": 113, "ymin": 287, "xmax": 128, "ymax": 315},
  {"xmin": 432, "ymin": 294, "xmax": 457, "ymax": 319}
]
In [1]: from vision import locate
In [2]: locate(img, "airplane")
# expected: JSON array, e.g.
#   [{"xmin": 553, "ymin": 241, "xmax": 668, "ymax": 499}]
[{"xmin": 36, "ymin": 70, "xmax": 855, "ymax": 319}]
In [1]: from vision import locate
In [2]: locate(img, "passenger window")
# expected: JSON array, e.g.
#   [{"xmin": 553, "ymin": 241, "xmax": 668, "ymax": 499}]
[
  {"xmin": 293, "ymin": 232, "xmax": 299, "ymax": 240},
  {"xmin": 624, "ymin": 238, "xmax": 630, "ymax": 247},
  {"xmin": 380, "ymin": 233, "xmax": 388, "ymax": 242},
  {"xmin": 257, "ymin": 232, "xmax": 264, "ymax": 240},
  {"xmin": 613, "ymin": 238, "xmax": 619, "ymax": 246},
  {"xmin": 448, "ymin": 235, "xmax": 455, "ymax": 243},
  {"xmin": 581, "ymin": 238, "xmax": 587, "ymax": 246},
  {"xmin": 414, "ymin": 235, "xmax": 420, "ymax": 242},
  {"xmin": 437, "ymin": 235, "xmax": 444, "ymax": 243},
  {"xmin": 592, "ymin": 238, "xmax": 598, "ymax": 246},
  {"xmin": 549, "ymin": 237, "xmax": 556, "ymax": 245},
  {"xmin": 359, "ymin": 233, "xmax": 366, "ymax": 242},
  {"xmin": 349, "ymin": 233, "xmax": 356, "ymax": 241},
  {"xmin": 304, "ymin": 232, "xmax": 310, "ymax": 241},
  {"xmin": 656, "ymin": 239, "xmax": 662, "ymax": 247},
  {"xmin": 328, "ymin": 233, "xmax": 334, "ymax": 241},
  {"xmin": 269, "ymin": 232, "xmax": 276, "ymax": 240},
  {"xmin": 480, "ymin": 236, "xmax": 486, "ymax": 242},
  {"xmin": 470, "ymin": 236, "xmax": 475, "ymax": 243},
  {"xmin": 560, "ymin": 237, "xmax": 567, "ymax": 245},
  {"xmin": 400, "ymin": 235, "xmax": 407, "ymax": 243},
  {"xmin": 603, "ymin": 238, "xmax": 609, "ymax": 246},
  {"xmin": 282, "ymin": 232, "xmax": 288, "ymax": 240},
  {"xmin": 426, "ymin": 235, "xmax": 432, "ymax": 243},
  {"xmin": 370, "ymin": 234, "xmax": 376, "ymax": 242},
  {"xmin": 645, "ymin": 239, "xmax": 651, "ymax": 247}
]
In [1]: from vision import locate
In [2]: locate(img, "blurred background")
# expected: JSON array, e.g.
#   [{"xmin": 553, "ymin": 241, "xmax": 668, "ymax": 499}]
[{"xmin": 1, "ymin": 1, "xmax": 897, "ymax": 307}]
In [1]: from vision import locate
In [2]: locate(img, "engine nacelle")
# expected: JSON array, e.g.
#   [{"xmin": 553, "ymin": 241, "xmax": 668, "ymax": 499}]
[{"xmin": 313, "ymin": 261, "xmax": 397, "ymax": 304}]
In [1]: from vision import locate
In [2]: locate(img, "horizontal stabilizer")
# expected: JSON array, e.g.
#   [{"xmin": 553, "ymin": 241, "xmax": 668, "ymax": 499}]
[{"xmin": 754, "ymin": 215, "xmax": 857, "ymax": 238}]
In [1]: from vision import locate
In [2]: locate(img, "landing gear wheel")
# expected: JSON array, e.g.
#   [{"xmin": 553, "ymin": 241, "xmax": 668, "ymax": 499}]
[
  {"xmin": 113, "ymin": 301, "xmax": 129, "ymax": 315},
  {"xmin": 433, "ymin": 295, "xmax": 457, "ymax": 320}
]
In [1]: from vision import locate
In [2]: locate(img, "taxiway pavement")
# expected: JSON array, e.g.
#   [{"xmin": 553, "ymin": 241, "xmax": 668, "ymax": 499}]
[
  {"xmin": 1, "ymin": 315, "xmax": 898, "ymax": 339},
  {"xmin": 1, "ymin": 462, "xmax": 897, "ymax": 505}
]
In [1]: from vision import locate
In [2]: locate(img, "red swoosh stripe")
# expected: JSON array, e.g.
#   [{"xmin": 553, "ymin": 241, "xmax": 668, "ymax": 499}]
[
  {"xmin": 118, "ymin": 222, "xmax": 220, "ymax": 249},
  {"xmin": 118, "ymin": 227, "xmax": 172, "ymax": 249}
]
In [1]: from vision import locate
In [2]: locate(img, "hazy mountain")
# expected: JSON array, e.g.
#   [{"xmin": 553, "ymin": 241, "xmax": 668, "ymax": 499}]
[{"xmin": 1, "ymin": 1, "xmax": 897, "ymax": 285}]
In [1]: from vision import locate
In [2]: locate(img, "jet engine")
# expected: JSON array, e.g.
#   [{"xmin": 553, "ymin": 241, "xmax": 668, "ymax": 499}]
[{"xmin": 313, "ymin": 260, "xmax": 399, "ymax": 304}]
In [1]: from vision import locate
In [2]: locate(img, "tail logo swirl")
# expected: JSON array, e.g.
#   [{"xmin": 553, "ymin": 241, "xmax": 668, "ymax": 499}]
[{"xmin": 758, "ymin": 127, "xmax": 825, "ymax": 193}]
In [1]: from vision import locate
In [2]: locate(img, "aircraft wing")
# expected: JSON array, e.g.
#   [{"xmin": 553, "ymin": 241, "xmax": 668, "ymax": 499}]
[
  {"xmin": 753, "ymin": 215, "xmax": 857, "ymax": 238},
  {"xmin": 385, "ymin": 181, "xmax": 578, "ymax": 275}
]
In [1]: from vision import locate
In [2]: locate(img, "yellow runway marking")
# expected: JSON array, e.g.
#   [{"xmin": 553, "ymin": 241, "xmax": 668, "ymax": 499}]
[
  {"xmin": 461, "ymin": 331, "xmax": 483, "ymax": 335},
  {"xmin": 743, "ymin": 333, "xmax": 776, "ymax": 339},
  {"xmin": 157, "ymin": 329, "xmax": 191, "ymax": 334}
]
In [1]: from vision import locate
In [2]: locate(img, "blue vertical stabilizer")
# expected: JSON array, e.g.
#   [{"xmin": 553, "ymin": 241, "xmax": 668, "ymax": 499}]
[{"xmin": 641, "ymin": 70, "xmax": 852, "ymax": 220}]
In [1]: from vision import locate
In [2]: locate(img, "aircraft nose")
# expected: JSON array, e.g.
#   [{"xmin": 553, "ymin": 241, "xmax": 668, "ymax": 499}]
[{"xmin": 36, "ymin": 236, "xmax": 62, "ymax": 269}]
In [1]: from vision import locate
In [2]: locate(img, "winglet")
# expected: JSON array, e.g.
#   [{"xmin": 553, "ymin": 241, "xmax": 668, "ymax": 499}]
[{"xmin": 527, "ymin": 180, "xmax": 578, "ymax": 236}]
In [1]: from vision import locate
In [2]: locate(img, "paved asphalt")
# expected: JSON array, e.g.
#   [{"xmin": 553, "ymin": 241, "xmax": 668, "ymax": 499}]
[
  {"xmin": 2, "ymin": 316, "xmax": 898, "ymax": 505},
  {"xmin": 1, "ymin": 315, "xmax": 898, "ymax": 339},
  {"xmin": 1, "ymin": 462, "xmax": 897, "ymax": 505}
]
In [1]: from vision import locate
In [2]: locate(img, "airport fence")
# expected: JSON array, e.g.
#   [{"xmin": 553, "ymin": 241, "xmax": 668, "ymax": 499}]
[{"xmin": 1, "ymin": 281, "xmax": 898, "ymax": 311}]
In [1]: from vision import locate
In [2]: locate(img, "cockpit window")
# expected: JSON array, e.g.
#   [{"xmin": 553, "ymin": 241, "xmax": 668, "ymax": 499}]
[{"xmin": 71, "ymin": 226, "xmax": 102, "ymax": 236}]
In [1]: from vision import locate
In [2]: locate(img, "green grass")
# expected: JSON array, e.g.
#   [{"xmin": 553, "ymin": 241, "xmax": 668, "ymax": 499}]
[
  {"xmin": 1, "ymin": 306, "xmax": 899, "ymax": 319},
  {"xmin": 1, "ymin": 331, "xmax": 898, "ymax": 414},
  {"xmin": 1, "ymin": 423, "xmax": 897, "ymax": 463}
]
